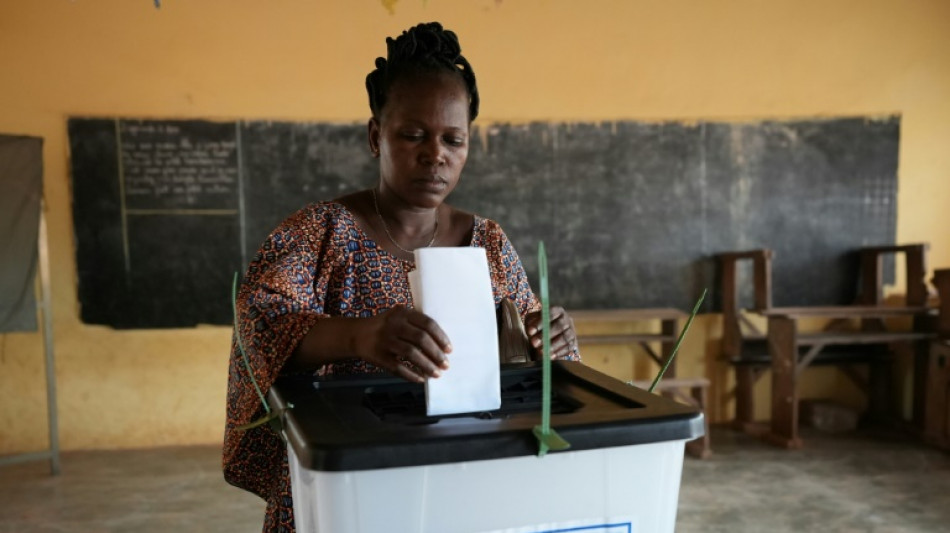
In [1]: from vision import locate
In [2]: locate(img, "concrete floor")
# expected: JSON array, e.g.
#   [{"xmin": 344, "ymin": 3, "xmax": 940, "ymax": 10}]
[
  {"xmin": 1, "ymin": 425, "xmax": 948, "ymax": 533},
  {"xmin": 676, "ymin": 427, "xmax": 950, "ymax": 533}
]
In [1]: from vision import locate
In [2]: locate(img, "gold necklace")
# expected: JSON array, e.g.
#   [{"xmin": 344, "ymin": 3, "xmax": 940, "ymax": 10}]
[{"xmin": 371, "ymin": 188, "xmax": 439, "ymax": 254}]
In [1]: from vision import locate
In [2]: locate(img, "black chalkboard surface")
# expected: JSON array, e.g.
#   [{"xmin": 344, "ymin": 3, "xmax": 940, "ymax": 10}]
[{"xmin": 68, "ymin": 117, "xmax": 898, "ymax": 328}]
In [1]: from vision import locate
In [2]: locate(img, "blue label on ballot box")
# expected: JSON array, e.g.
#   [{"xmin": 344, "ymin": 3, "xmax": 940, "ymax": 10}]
[{"xmin": 487, "ymin": 520, "xmax": 633, "ymax": 533}]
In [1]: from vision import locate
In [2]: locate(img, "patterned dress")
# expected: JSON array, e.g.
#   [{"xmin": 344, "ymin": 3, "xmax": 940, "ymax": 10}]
[{"xmin": 223, "ymin": 201, "xmax": 579, "ymax": 532}]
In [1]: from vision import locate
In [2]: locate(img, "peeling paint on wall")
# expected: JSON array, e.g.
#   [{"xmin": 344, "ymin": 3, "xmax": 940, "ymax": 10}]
[{"xmin": 380, "ymin": 0, "xmax": 399, "ymax": 15}]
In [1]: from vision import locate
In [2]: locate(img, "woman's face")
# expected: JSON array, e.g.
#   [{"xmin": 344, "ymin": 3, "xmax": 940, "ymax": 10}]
[{"xmin": 370, "ymin": 72, "xmax": 470, "ymax": 209}]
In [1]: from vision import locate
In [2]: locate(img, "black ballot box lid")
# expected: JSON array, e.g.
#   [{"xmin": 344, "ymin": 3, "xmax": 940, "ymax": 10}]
[{"xmin": 268, "ymin": 361, "xmax": 705, "ymax": 472}]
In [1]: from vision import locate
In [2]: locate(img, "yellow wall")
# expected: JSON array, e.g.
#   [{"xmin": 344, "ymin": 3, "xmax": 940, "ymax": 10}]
[{"xmin": 1, "ymin": 0, "xmax": 948, "ymax": 453}]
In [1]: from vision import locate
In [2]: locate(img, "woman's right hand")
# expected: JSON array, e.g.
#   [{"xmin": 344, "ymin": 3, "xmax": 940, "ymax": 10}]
[{"xmin": 358, "ymin": 305, "xmax": 452, "ymax": 383}]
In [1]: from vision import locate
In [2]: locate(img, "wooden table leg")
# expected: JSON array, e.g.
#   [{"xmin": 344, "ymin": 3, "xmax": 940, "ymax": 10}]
[
  {"xmin": 732, "ymin": 365, "xmax": 758, "ymax": 432},
  {"xmin": 866, "ymin": 355, "xmax": 893, "ymax": 424},
  {"xmin": 661, "ymin": 318, "xmax": 679, "ymax": 378},
  {"xmin": 765, "ymin": 315, "xmax": 803, "ymax": 448},
  {"xmin": 912, "ymin": 314, "xmax": 932, "ymax": 430},
  {"xmin": 925, "ymin": 341, "xmax": 950, "ymax": 448},
  {"xmin": 686, "ymin": 382, "xmax": 713, "ymax": 459}
]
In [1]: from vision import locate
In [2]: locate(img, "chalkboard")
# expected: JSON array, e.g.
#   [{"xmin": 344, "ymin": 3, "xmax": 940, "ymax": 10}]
[
  {"xmin": 69, "ymin": 119, "xmax": 242, "ymax": 328},
  {"xmin": 68, "ymin": 116, "xmax": 898, "ymax": 328}
]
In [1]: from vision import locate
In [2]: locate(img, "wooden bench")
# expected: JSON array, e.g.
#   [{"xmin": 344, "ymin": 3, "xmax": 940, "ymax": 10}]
[
  {"xmin": 572, "ymin": 308, "xmax": 687, "ymax": 377},
  {"xmin": 572, "ymin": 308, "xmax": 712, "ymax": 458},
  {"xmin": 717, "ymin": 244, "xmax": 936, "ymax": 447}
]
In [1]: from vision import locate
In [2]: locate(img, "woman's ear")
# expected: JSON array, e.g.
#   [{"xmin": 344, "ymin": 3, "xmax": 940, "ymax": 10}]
[{"xmin": 367, "ymin": 118, "xmax": 381, "ymax": 158}]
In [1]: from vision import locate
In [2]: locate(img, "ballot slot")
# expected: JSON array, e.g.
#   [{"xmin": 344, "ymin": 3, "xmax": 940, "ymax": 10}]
[
  {"xmin": 360, "ymin": 366, "xmax": 583, "ymax": 424},
  {"xmin": 305, "ymin": 363, "xmax": 648, "ymax": 424}
]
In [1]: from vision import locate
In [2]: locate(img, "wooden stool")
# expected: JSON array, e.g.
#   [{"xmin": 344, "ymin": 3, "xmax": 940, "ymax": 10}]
[{"xmin": 631, "ymin": 377, "xmax": 712, "ymax": 459}]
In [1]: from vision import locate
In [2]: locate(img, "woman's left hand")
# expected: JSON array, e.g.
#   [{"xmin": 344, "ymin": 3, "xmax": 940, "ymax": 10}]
[{"xmin": 525, "ymin": 306, "xmax": 577, "ymax": 360}]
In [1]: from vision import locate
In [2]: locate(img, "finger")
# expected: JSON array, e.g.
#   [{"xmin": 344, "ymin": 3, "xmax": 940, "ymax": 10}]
[
  {"xmin": 529, "ymin": 330, "xmax": 569, "ymax": 354},
  {"xmin": 525, "ymin": 311, "xmax": 545, "ymax": 348},
  {"xmin": 528, "ymin": 310, "xmax": 571, "ymax": 349},
  {"xmin": 530, "ymin": 321, "xmax": 573, "ymax": 351},
  {"xmin": 531, "ymin": 340, "xmax": 571, "ymax": 360},
  {"xmin": 372, "ymin": 340, "xmax": 425, "ymax": 382},
  {"xmin": 551, "ymin": 307, "xmax": 577, "ymax": 356},
  {"xmin": 390, "ymin": 339, "xmax": 443, "ymax": 378},
  {"xmin": 406, "ymin": 310, "xmax": 453, "ymax": 356},
  {"xmin": 524, "ymin": 310, "xmax": 541, "ymax": 335},
  {"xmin": 391, "ymin": 361, "xmax": 426, "ymax": 384},
  {"xmin": 551, "ymin": 338, "xmax": 574, "ymax": 359},
  {"xmin": 546, "ymin": 310, "xmax": 572, "ymax": 339},
  {"xmin": 548, "ymin": 329, "xmax": 573, "ymax": 358},
  {"xmin": 383, "ymin": 306, "xmax": 450, "ymax": 369},
  {"xmin": 397, "ymin": 323, "xmax": 450, "ymax": 371}
]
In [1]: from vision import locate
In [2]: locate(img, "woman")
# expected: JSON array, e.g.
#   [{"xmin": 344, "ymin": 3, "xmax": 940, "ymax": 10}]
[{"xmin": 224, "ymin": 22, "xmax": 580, "ymax": 532}]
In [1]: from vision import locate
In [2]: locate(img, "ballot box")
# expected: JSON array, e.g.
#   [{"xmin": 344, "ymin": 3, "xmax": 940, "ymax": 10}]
[{"xmin": 268, "ymin": 361, "xmax": 704, "ymax": 533}]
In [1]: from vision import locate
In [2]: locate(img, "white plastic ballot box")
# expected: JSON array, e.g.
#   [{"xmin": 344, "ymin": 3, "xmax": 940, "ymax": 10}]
[{"xmin": 268, "ymin": 361, "xmax": 705, "ymax": 533}]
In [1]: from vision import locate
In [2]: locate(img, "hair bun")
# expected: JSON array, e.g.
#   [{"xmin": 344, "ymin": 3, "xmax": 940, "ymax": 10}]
[{"xmin": 366, "ymin": 22, "xmax": 479, "ymax": 121}]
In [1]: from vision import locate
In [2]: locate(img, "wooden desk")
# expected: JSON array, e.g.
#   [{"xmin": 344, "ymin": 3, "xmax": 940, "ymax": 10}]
[
  {"xmin": 717, "ymin": 244, "xmax": 936, "ymax": 447},
  {"xmin": 762, "ymin": 305, "xmax": 936, "ymax": 448},
  {"xmin": 571, "ymin": 308, "xmax": 687, "ymax": 377}
]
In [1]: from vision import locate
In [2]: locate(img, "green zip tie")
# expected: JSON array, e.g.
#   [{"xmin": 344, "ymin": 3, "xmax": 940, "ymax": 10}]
[
  {"xmin": 648, "ymin": 288, "xmax": 707, "ymax": 393},
  {"xmin": 532, "ymin": 242, "xmax": 571, "ymax": 457},
  {"xmin": 231, "ymin": 273, "xmax": 294, "ymax": 435}
]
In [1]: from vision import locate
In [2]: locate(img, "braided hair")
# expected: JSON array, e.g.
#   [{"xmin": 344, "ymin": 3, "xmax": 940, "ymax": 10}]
[{"xmin": 365, "ymin": 22, "xmax": 479, "ymax": 122}]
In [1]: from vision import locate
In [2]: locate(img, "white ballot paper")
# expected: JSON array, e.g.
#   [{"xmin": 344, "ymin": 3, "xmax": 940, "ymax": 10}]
[{"xmin": 408, "ymin": 247, "xmax": 501, "ymax": 416}]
